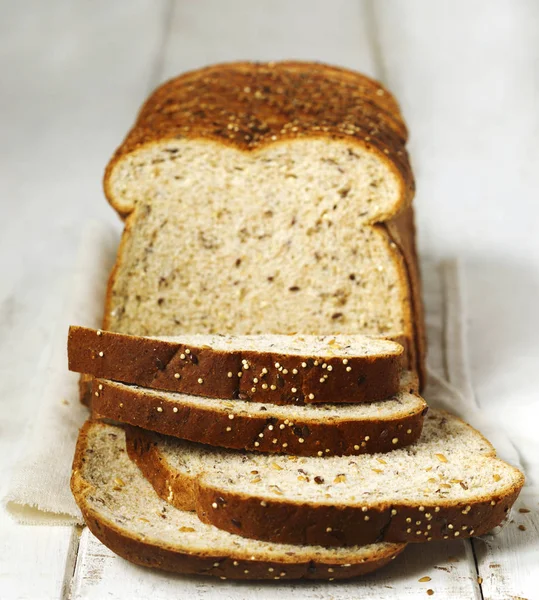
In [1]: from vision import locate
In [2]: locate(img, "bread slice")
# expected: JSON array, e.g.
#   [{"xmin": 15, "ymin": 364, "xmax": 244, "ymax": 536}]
[
  {"xmin": 101, "ymin": 61, "xmax": 424, "ymax": 381},
  {"xmin": 126, "ymin": 410, "xmax": 524, "ymax": 547},
  {"xmin": 68, "ymin": 326, "xmax": 405, "ymax": 405},
  {"xmin": 72, "ymin": 420, "xmax": 405, "ymax": 580},
  {"xmin": 91, "ymin": 371, "xmax": 425, "ymax": 456}
]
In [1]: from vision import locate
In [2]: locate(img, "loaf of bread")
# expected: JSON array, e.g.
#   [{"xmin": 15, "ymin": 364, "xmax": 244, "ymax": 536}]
[
  {"xmin": 71, "ymin": 420, "xmax": 406, "ymax": 580},
  {"xmin": 69, "ymin": 326, "xmax": 405, "ymax": 404},
  {"xmin": 68, "ymin": 62, "xmax": 524, "ymax": 585},
  {"xmin": 101, "ymin": 61, "xmax": 425, "ymax": 383},
  {"xmin": 126, "ymin": 410, "xmax": 524, "ymax": 547},
  {"xmin": 90, "ymin": 371, "xmax": 425, "ymax": 456}
]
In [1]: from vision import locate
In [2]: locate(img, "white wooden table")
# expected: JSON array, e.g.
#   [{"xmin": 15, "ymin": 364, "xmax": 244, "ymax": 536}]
[{"xmin": 1, "ymin": 1, "xmax": 538, "ymax": 598}]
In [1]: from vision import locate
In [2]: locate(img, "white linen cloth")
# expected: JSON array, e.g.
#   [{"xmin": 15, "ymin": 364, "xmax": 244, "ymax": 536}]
[
  {"xmin": 2, "ymin": 221, "xmax": 523, "ymax": 524},
  {"xmin": 4, "ymin": 222, "xmax": 118, "ymax": 524}
]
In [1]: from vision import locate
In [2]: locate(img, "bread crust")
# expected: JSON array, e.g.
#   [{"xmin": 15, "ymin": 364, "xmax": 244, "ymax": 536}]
[
  {"xmin": 69, "ymin": 326, "xmax": 404, "ymax": 405},
  {"xmin": 79, "ymin": 511, "xmax": 402, "ymax": 580},
  {"xmin": 373, "ymin": 223, "xmax": 419, "ymax": 376},
  {"xmin": 194, "ymin": 480, "xmax": 522, "ymax": 547},
  {"xmin": 384, "ymin": 207, "xmax": 427, "ymax": 385},
  {"xmin": 72, "ymin": 421, "xmax": 405, "ymax": 580},
  {"xmin": 135, "ymin": 61, "xmax": 407, "ymax": 129},
  {"xmin": 78, "ymin": 373, "xmax": 93, "ymax": 407},
  {"xmin": 103, "ymin": 61, "xmax": 414, "ymax": 221},
  {"xmin": 91, "ymin": 377, "xmax": 426, "ymax": 457},
  {"xmin": 126, "ymin": 412, "xmax": 524, "ymax": 548}
]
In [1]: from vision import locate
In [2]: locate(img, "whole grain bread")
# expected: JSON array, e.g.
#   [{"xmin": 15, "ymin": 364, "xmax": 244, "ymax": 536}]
[
  {"xmin": 72, "ymin": 420, "xmax": 405, "ymax": 580},
  {"xmin": 101, "ymin": 61, "xmax": 424, "ymax": 383},
  {"xmin": 69, "ymin": 326, "xmax": 404, "ymax": 405},
  {"xmin": 90, "ymin": 371, "xmax": 425, "ymax": 456},
  {"xmin": 126, "ymin": 410, "xmax": 524, "ymax": 547}
]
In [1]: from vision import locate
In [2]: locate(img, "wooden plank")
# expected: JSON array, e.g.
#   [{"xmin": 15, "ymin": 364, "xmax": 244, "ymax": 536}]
[
  {"xmin": 373, "ymin": 3, "xmax": 539, "ymax": 597},
  {"xmin": 437, "ymin": 243, "xmax": 538, "ymax": 599},
  {"xmin": 157, "ymin": 0, "xmax": 379, "ymax": 81},
  {"xmin": 0, "ymin": 509, "xmax": 76, "ymax": 600},
  {"xmin": 436, "ymin": 255, "xmax": 537, "ymax": 599},
  {"xmin": 71, "ymin": 527, "xmax": 481, "ymax": 600},
  {"xmin": 372, "ymin": 0, "xmax": 539, "ymax": 260},
  {"xmin": 0, "ymin": 1, "xmax": 169, "ymax": 598},
  {"xmin": 474, "ymin": 488, "xmax": 539, "ymax": 600}
]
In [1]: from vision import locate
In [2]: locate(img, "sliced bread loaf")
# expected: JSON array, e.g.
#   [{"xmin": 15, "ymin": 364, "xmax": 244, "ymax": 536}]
[
  {"xmin": 126, "ymin": 410, "xmax": 524, "ymax": 547},
  {"xmin": 72, "ymin": 420, "xmax": 405, "ymax": 580},
  {"xmin": 68, "ymin": 326, "xmax": 404, "ymax": 404},
  {"xmin": 91, "ymin": 372, "xmax": 425, "ymax": 456},
  {"xmin": 101, "ymin": 61, "xmax": 425, "ymax": 382}
]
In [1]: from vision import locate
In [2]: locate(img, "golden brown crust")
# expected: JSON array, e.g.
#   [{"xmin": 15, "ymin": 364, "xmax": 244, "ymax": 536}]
[
  {"xmin": 384, "ymin": 208, "xmax": 427, "ymax": 386},
  {"xmin": 78, "ymin": 509, "xmax": 402, "ymax": 580},
  {"xmin": 92, "ymin": 379, "xmax": 426, "ymax": 457},
  {"xmin": 68, "ymin": 326, "xmax": 404, "ymax": 405},
  {"xmin": 103, "ymin": 61, "xmax": 414, "ymax": 220},
  {"xmin": 72, "ymin": 421, "xmax": 405, "ymax": 580},
  {"xmin": 78, "ymin": 374, "xmax": 93, "ymax": 407},
  {"xmin": 135, "ymin": 61, "xmax": 406, "ymax": 123},
  {"xmin": 126, "ymin": 415, "xmax": 524, "ymax": 548},
  {"xmin": 194, "ymin": 481, "xmax": 522, "ymax": 547},
  {"xmin": 124, "ymin": 425, "xmax": 197, "ymax": 511},
  {"xmin": 80, "ymin": 510, "xmax": 403, "ymax": 580},
  {"xmin": 373, "ymin": 225, "xmax": 417, "ymax": 373}
]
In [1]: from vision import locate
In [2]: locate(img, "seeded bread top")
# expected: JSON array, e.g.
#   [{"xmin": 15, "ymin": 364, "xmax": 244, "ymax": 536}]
[
  {"xmin": 68, "ymin": 327, "xmax": 405, "ymax": 405},
  {"xmin": 91, "ymin": 370, "xmax": 426, "ymax": 457},
  {"xmin": 104, "ymin": 61, "xmax": 414, "ymax": 219},
  {"xmin": 98, "ymin": 370, "xmax": 421, "ymax": 423}
]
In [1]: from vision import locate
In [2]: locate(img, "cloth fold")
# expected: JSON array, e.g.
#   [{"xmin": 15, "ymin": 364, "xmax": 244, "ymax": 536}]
[
  {"xmin": 2, "ymin": 222, "xmax": 523, "ymax": 525},
  {"xmin": 425, "ymin": 261, "xmax": 522, "ymax": 470}
]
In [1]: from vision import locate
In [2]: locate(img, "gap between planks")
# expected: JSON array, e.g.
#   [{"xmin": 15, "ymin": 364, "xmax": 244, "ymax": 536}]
[{"xmin": 61, "ymin": 526, "xmax": 83, "ymax": 600}]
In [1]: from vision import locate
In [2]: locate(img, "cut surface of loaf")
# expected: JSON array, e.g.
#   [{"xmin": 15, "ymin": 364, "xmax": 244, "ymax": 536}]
[
  {"xmin": 72, "ymin": 420, "xmax": 405, "ymax": 580},
  {"xmin": 92, "ymin": 371, "xmax": 425, "ymax": 456},
  {"xmin": 69, "ymin": 326, "xmax": 404, "ymax": 404},
  {"xmin": 102, "ymin": 61, "xmax": 424, "ymax": 380},
  {"xmin": 127, "ymin": 410, "xmax": 524, "ymax": 547},
  {"xmin": 105, "ymin": 61, "xmax": 413, "ymax": 220}
]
